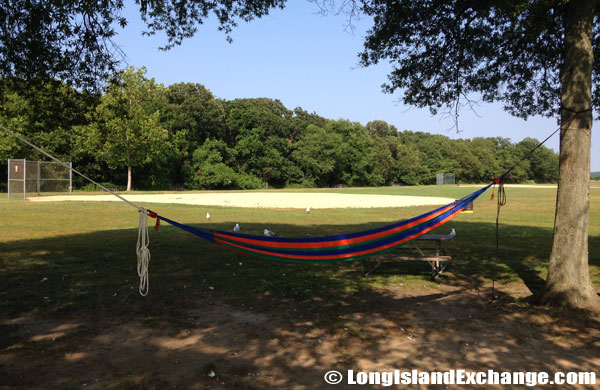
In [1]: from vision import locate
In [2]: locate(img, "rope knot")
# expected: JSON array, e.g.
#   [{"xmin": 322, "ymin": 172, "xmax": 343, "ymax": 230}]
[{"xmin": 146, "ymin": 210, "xmax": 160, "ymax": 231}]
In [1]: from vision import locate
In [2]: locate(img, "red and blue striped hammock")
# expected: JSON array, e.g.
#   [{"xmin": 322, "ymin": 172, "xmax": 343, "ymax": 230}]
[{"xmin": 147, "ymin": 183, "xmax": 491, "ymax": 264}]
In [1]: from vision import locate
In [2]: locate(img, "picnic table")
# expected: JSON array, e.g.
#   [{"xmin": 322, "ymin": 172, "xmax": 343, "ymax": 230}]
[{"xmin": 361, "ymin": 231, "xmax": 455, "ymax": 280}]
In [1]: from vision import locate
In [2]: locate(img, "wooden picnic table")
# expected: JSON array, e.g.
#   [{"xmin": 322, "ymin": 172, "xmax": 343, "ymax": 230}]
[{"xmin": 361, "ymin": 231, "xmax": 455, "ymax": 280}]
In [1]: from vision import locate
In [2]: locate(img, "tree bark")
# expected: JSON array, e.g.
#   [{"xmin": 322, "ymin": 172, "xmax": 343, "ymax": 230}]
[
  {"xmin": 539, "ymin": 0, "xmax": 600, "ymax": 311},
  {"xmin": 127, "ymin": 165, "xmax": 132, "ymax": 191}
]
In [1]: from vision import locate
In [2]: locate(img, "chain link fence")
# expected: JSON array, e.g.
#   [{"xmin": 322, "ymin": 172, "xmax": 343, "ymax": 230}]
[{"xmin": 7, "ymin": 159, "xmax": 72, "ymax": 199}]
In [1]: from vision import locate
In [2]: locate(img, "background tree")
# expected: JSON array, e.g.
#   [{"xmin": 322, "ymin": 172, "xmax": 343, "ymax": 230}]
[
  {"xmin": 188, "ymin": 138, "xmax": 262, "ymax": 189},
  {"xmin": 79, "ymin": 67, "xmax": 171, "ymax": 191},
  {"xmin": 366, "ymin": 120, "xmax": 398, "ymax": 137},
  {"xmin": 160, "ymin": 83, "xmax": 228, "ymax": 186},
  {"xmin": 226, "ymin": 98, "xmax": 300, "ymax": 187},
  {"xmin": 292, "ymin": 124, "xmax": 343, "ymax": 187},
  {"xmin": 517, "ymin": 138, "xmax": 560, "ymax": 183}
]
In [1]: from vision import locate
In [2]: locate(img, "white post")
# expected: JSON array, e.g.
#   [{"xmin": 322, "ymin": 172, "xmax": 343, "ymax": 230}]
[{"xmin": 69, "ymin": 162, "xmax": 72, "ymax": 193}]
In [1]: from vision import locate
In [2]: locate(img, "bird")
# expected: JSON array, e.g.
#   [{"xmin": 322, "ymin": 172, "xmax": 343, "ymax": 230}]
[
  {"xmin": 233, "ymin": 223, "xmax": 240, "ymax": 232},
  {"xmin": 449, "ymin": 228, "xmax": 456, "ymax": 237},
  {"xmin": 206, "ymin": 212, "xmax": 211, "ymax": 221},
  {"xmin": 264, "ymin": 228, "xmax": 276, "ymax": 237},
  {"xmin": 306, "ymin": 207, "xmax": 311, "ymax": 214}
]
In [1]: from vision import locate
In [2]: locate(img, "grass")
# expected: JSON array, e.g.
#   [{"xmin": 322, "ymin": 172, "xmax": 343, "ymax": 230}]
[{"xmin": 1, "ymin": 185, "xmax": 599, "ymax": 320}]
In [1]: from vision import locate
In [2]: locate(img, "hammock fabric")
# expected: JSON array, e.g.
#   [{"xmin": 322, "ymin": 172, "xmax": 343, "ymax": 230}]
[{"xmin": 149, "ymin": 183, "xmax": 492, "ymax": 264}]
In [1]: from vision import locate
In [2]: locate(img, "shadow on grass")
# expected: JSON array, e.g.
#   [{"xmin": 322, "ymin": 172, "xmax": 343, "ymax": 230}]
[{"xmin": 1, "ymin": 220, "xmax": 599, "ymax": 388}]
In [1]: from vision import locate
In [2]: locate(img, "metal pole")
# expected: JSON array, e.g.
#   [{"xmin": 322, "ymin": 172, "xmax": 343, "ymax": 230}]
[
  {"xmin": 7, "ymin": 159, "xmax": 10, "ymax": 199},
  {"xmin": 23, "ymin": 159, "xmax": 26, "ymax": 200},
  {"xmin": 69, "ymin": 162, "xmax": 72, "ymax": 193},
  {"xmin": 37, "ymin": 160, "xmax": 40, "ymax": 195}
]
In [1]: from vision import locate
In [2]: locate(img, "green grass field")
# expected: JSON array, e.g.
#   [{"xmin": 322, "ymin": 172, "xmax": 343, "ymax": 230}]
[{"xmin": 1, "ymin": 185, "xmax": 599, "ymax": 318}]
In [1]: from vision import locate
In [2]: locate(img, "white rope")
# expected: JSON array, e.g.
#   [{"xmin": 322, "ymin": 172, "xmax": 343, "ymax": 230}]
[
  {"xmin": 1, "ymin": 123, "xmax": 154, "ymax": 296},
  {"xmin": 136, "ymin": 210, "xmax": 151, "ymax": 296}
]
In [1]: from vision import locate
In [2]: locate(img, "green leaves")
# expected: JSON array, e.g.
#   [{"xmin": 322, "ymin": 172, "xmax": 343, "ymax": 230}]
[
  {"xmin": 360, "ymin": 0, "xmax": 570, "ymax": 120},
  {"xmin": 0, "ymin": 1, "xmax": 287, "ymax": 89},
  {"xmin": 189, "ymin": 138, "xmax": 262, "ymax": 189}
]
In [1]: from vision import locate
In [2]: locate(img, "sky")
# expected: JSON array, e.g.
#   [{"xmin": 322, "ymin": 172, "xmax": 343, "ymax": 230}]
[{"xmin": 113, "ymin": 1, "xmax": 599, "ymax": 171}]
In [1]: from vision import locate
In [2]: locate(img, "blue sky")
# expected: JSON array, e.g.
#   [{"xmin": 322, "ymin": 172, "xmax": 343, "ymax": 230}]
[{"xmin": 114, "ymin": 1, "xmax": 600, "ymax": 171}]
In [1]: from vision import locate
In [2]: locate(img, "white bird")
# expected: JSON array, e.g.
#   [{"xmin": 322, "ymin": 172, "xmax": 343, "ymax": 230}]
[
  {"xmin": 449, "ymin": 228, "xmax": 456, "ymax": 237},
  {"xmin": 306, "ymin": 207, "xmax": 311, "ymax": 214},
  {"xmin": 233, "ymin": 223, "xmax": 240, "ymax": 232},
  {"xmin": 264, "ymin": 229, "xmax": 276, "ymax": 237},
  {"xmin": 206, "ymin": 212, "xmax": 211, "ymax": 221}
]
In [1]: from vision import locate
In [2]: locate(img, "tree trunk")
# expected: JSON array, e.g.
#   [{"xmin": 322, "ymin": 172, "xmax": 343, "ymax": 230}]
[
  {"xmin": 127, "ymin": 165, "xmax": 132, "ymax": 191},
  {"xmin": 539, "ymin": 0, "xmax": 600, "ymax": 311}
]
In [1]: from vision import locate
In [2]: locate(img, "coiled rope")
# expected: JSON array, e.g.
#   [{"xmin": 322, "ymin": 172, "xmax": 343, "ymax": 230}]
[{"xmin": 136, "ymin": 210, "xmax": 151, "ymax": 296}]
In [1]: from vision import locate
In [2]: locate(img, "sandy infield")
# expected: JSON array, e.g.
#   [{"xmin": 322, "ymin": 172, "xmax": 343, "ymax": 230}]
[{"xmin": 28, "ymin": 192, "xmax": 457, "ymax": 209}]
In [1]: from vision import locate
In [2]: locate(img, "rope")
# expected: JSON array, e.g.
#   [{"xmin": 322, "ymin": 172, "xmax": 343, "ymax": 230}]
[
  {"xmin": 490, "ymin": 182, "xmax": 505, "ymax": 302},
  {"xmin": 499, "ymin": 107, "xmax": 588, "ymax": 182},
  {"xmin": 136, "ymin": 210, "xmax": 151, "ymax": 296}
]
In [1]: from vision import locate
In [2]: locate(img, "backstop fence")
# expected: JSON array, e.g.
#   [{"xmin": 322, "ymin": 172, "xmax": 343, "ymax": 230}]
[
  {"xmin": 7, "ymin": 159, "xmax": 72, "ymax": 199},
  {"xmin": 436, "ymin": 172, "xmax": 455, "ymax": 185}
]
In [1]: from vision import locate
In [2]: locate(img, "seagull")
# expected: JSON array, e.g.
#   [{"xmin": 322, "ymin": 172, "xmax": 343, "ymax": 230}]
[
  {"xmin": 306, "ymin": 207, "xmax": 311, "ymax": 214},
  {"xmin": 449, "ymin": 228, "xmax": 456, "ymax": 237},
  {"xmin": 206, "ymin": 212, "xmax": 211, "ymax": 221},
  {"xmin": 264, "ymin": 229, "xmax": 276, "ymax": 237},
  {"xmin": 233, "ymin": 223, "xmax": 240, "ymax": 232}
]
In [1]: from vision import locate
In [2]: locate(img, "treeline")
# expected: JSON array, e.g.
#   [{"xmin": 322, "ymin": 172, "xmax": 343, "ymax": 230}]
[{"xmin": 0, "ymin": 68, "xmax": 558, "ymax": 191}]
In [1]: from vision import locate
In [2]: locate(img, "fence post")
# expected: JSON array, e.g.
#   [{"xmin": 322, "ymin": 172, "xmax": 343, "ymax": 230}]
[
  {"xmin": 7, "ymin": 159, "xmax": 10, "ymax": 199},
  {"xmin": 23, "ymin": 159, "xmax": 26, "ymax": 199},
  {"xmin": 37, "ymin": 160, "xmax": 41, "ymax": 195}
]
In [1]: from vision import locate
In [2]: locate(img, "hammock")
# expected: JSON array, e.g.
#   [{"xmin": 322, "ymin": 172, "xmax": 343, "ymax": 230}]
[{"xmin": 148, "ymin": 184, "xmax": 491, "ymax": 264}]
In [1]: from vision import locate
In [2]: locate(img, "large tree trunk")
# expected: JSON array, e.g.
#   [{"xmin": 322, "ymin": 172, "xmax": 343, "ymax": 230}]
[{"xmin": 539, "ymin": 0, "xmax": 600, "ymax": 311}]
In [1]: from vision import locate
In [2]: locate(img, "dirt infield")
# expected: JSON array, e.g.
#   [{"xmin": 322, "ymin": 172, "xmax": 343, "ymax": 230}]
[{"xmin": 28, "ymin": 192, "xmax": 457, "ymax": 209}]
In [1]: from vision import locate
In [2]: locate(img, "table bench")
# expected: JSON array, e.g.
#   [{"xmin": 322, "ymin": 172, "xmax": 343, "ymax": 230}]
[{"xmin": 361, "ymin": 231, "xmax": 455, "ymax": 280}]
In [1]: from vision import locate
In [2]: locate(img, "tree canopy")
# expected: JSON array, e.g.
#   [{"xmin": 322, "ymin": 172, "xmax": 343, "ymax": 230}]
[{"xmin": 0, "ymin": 0, "xmax": 286, "ymax": 90}]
